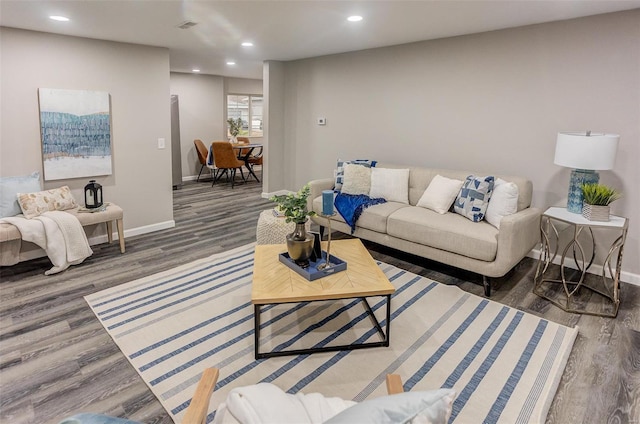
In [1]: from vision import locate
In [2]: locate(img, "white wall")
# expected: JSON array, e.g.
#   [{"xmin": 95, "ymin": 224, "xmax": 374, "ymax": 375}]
[
  {"xmin": 272, "ymin": 11, "xmax": 640, "ymax": 277},
  {"xmin": 169, "ymin": 73, "xmax": 263, "ymax": 180},
  {"xmin": 0, "ymin": 28, "xmax": 173, "ymax": 233},
  {"xmin": 225, "ymin": 77, "xmax": 263, "ymax": 96},
  {"xmin": 263, "ymin": 61, "xmax": 287, "ymax": 193},
  {"xmin": 170, "ymin": 72, "xmax": 225, "ymax": 179}
]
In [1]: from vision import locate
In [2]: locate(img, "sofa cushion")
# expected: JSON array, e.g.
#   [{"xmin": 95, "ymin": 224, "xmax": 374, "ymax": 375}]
[
  {"xmin": 356, "ymin": 202, "xmax": 410, "ymax": 233},
  {"xmin": 454, "ymin": 175, "xmax": 495, "ymax": 222},
  {"xmin": 387, "ymin": 206, "xmax": 498, "ymax": 261},
  {"xmin": 417, "ymin": 175, "xmax": 464, "ymax": 214},
  {"xmin": 312, "ymin": 196, "xmax": 407, "ymax": 233},
  {"xmin": 485, "ymin": 178, "xmax": 519, "ymax": 229},
  {"xmin": 334, "ymin": 159, "xmax": 377, "ymax": 191},
  {"xmin": 369, "ymin": 168, "xmax": 410, "ymax": 204},
  {"xmin": 340, "ymin": 163, "xmax": 371, "ymax": 196}
]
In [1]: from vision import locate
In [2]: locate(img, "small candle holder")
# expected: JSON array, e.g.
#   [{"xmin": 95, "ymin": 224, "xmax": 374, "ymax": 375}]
[{"xmin": 317, "ymin": 212, "xmax": 336, "ymax": 271}]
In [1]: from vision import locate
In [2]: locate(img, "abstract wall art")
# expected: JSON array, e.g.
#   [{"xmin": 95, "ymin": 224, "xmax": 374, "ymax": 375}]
[{"xmin": 38, "ymin": 88, "xmax": 112, "ymax": 181}]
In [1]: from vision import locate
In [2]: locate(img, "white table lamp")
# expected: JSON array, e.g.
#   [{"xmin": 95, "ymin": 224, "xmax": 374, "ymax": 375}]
[{"xmin": 554, "ymin": 131, "xmax": 619, "ymax": 213}]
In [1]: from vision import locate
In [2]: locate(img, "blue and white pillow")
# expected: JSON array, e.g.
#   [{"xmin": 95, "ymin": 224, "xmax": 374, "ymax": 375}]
[
  {"xmin": 454, "ymin": 175, "xmax": 495, "ymax": 222},
  {"xmin": 334, "ymin": 159, "xmax": 377, "ymax": 191}
]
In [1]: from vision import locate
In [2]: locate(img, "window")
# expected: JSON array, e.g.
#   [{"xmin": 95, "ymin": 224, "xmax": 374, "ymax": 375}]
[{"xmin": 227, "ymin": 94, "xmax": 263, "ymax": 137}]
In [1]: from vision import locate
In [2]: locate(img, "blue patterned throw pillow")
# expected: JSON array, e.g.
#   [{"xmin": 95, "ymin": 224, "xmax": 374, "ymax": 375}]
[
  {"xmin": 454, "ymin": 175, "xmax": 495, "ymax": 222},
  {"xmin": 334, "ymin": 159, "xmax": 377, "ymax": 191}
]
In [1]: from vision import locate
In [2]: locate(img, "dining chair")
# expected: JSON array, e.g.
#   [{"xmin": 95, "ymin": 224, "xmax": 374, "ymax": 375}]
[
  {"xmin": 205, "ymin": 141, "xmax": 222, "ymax": 182},
  {"xmin": 235, "ymin": 136, "xmax": 251, "ymax": 158},
  {"xmin": 247, "ymin": 148, "xmax": 263, "ymax": 181},
  {"xmin": 211, "ymin": 141, "xmax": 246, "ymax": 188},
  {"xmin": 193, "ymin": 139, "xmax": 209, "ymax": 182}
]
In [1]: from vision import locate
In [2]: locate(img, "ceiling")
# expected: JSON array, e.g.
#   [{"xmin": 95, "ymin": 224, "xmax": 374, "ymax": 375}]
[{"xmin": 1, "ymin": 1, "xmax": 639, "ymax": 80}]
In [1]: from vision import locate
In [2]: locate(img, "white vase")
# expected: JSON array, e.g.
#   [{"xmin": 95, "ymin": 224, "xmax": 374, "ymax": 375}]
[{"xmin": 582, "ymin": 204, "xmax": 610, "ymax": 222}]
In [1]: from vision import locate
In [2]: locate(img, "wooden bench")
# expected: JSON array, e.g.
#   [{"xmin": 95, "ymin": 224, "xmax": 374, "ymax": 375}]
[{"xmin": 0, "ymin": 203, "xmax": 125, "ymax": 265}]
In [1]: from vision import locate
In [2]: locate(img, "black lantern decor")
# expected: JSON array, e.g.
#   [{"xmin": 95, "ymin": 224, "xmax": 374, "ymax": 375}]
[{"xmin": 84, "ymin": 180, "xmax": 103, "ymax": 209}]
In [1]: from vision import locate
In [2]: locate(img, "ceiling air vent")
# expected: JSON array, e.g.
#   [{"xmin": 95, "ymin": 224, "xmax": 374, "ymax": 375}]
[{"xmin": 177, "ymin": 21, "xmax": 198, "ymax": 29}]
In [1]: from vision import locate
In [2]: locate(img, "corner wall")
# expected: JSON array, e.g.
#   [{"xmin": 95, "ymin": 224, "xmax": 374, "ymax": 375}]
[
  {"xmin": 1, "ymin": 28, "xmax": 173, "ymax": 232},
  {"xmin": 277, "ymin": 10, "xmax": 640, "ymax": 278},
  {"xmin": 169, "ymin": 73, "xmax": 263, "ymax": 180}
]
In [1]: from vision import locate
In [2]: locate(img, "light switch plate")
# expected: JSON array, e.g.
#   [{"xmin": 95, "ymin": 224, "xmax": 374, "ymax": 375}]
[
  {"xmin": 317, "ymin": 117, "xmax": 326, "ymax": 125},
  {"xmin": 158, "ymin": 138, "xmax": 166, "ymax": 149}
]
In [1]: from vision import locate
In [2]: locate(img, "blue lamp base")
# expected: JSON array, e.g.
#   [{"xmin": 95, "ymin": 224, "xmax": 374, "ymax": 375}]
[{"xmin": 567, "ymin": 169, "xmax": 599, "ymax": 213}]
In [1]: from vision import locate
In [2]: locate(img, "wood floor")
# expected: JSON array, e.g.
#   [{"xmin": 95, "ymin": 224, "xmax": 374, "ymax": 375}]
[{"xmin": 1, "ymin": 176, "xmax": 638, "ymax": 424}]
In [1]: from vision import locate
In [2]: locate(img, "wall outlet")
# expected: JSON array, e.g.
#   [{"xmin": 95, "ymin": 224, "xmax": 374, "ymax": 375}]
[
  {"xmin": 317, "ymin": 117, "xmax": 326, "ymax": 126},
  {"xmin": 157, "ymin": 138, "xmax": 166, "ymax": 149}
]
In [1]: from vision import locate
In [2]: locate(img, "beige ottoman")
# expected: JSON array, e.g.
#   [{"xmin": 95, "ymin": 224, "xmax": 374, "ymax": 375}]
[{"xmin": 256, "ymin": 209, "xmax": 311, "ymax": 245}]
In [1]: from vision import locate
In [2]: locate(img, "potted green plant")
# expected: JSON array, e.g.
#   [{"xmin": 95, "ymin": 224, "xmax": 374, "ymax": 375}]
[
  {"xmin": 581, "ymin": 183, "xmax": 622, "ymax": 221},
  {"xmin": 227, "ymin": 117, "xmax": 243, "ymax": 143},
  {"xmin": 270, "ymin": 184, "xmax": 317, "ymax": 267}
]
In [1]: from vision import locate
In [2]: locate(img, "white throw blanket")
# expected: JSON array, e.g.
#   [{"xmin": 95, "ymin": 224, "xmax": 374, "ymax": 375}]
[
  {"xmin": 1, "ymin": 211, "xmax": 93, "ymax": 275},
  {"xmin": 214, "ymin": 383, "xmax": 356, "ymax": 424}
]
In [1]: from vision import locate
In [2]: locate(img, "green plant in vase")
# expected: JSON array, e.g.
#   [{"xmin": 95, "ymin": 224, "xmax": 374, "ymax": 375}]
[
  {"xmin": 580, "ymin": 183, "xmax": 622, "ymax": 221},
  {"xmin": 270, "ymin": 184, "xmax": 317, "ymax": 267},
  {"xmin": 226, "ymin": 117, "xmax": 243, "ymax": 141}
]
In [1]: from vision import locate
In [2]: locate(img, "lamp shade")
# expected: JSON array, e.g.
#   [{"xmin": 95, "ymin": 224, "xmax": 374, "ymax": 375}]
[{"xmin": 554, "ymin": 132, "xmax": 619, "ymax": 170}]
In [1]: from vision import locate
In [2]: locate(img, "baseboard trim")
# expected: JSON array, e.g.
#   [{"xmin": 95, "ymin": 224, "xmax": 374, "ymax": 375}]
[
  {"xmin": 262, "ymin": 189, "xmax": 292, "ymax": 199},
  {"xmin": 183, "ymin": 166, "xmax": 262, "ymax": 184},
  {"xmin": 17, "ymin": 220, "xmax": 176, "ymax": 262},
  {"xmin": 527, "ymin": 248, "xmax": 640, "ymax": 287},
  {"xmin": 121, "ymin": 220, "xmax": 176, "ymax": 238},
  {"xmin": 89, "ymin": 220, "xmax": 176, "ymax": 244}
]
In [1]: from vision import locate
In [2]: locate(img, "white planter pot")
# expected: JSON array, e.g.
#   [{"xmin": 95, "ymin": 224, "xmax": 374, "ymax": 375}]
[{"xmin": 582, "ymin": 204, "xmax": 610, "ymax": 222}]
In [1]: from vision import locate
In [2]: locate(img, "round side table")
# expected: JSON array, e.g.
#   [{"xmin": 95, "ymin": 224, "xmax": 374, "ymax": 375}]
[{"xmin": 256, "ymin": 209, "xmax": 311, "ymax": 245}]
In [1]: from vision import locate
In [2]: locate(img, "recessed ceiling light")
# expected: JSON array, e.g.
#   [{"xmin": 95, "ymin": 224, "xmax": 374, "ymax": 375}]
[
  {"xmin": 192, "ymin": 69, "xmax": 201, "ymax": 73},
  {"xmin": 347, "ymin": 15, "xmax": 363, "ymax": 22},
  {"xmin": 226, "ymin": 61, "xmax": 236, "ymax": 66},
  {"xmin": 241, "ymin": 42, "xmax": 254, "ymax": 47},
  {"xmin": 49, "ymin": 15, "xmax": 70, "ymax": 22}
]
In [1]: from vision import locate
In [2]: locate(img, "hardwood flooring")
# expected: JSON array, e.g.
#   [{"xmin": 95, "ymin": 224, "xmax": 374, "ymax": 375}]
[{"xmin": 1, "ymin": 176, "xmax": 638, "ymax": 424}]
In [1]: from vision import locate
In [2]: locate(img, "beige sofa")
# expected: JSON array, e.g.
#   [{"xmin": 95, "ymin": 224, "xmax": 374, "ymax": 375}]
[{"xmin": 308, "ymin": 164, "xmax": 541, "ymax": 296}]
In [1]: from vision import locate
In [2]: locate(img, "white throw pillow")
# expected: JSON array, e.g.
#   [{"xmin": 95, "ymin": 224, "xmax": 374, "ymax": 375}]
[
  {"xmin": 417, "ymin": 175, "xmax": 464, "ymax": 214},
  {"xmin": 340, "ymin": 163, "xmax": 372, "ymax": 196},
  {"xmin": 369, "ymin": 168, "xmax": 410, "ymax": 204},
  {"xmin": 325, "ymin": 389, "xmax": 456, "ymax": 424},
  {"xmin": 485, "ymin": 178, "xmax": 519, "ymax": 229}
]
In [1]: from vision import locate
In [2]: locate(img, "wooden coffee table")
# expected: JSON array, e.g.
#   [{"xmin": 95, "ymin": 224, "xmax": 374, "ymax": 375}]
[{"xmin": 252, "ymin": 238, "xmax": 395, "ymax": 359}]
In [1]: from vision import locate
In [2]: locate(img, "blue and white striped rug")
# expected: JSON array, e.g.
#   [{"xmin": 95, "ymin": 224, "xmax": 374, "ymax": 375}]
[{"xmin": 86, "ymin": 243, "xmax": 578, "ymax": 424}]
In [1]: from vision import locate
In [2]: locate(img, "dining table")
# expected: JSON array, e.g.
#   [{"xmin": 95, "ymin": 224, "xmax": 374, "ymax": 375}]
[{"xmin": 232, "ymin": 143, "xmax": 263, "ymax": 182}]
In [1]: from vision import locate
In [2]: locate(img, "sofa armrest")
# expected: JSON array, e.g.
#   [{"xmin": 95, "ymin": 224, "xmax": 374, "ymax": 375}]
[
  {"xmin": 307, "ymin": 178, "xmax": 334, "ymax": 214},
  {"xmin": 494, "ymin": 207, "xmax": 542, "ymax": 272}
]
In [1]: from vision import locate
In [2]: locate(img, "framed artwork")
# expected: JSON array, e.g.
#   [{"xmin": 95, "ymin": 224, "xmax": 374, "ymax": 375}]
[{"xmin": 38, "ymin": 88, "xmax": 112, "ymax": 181}]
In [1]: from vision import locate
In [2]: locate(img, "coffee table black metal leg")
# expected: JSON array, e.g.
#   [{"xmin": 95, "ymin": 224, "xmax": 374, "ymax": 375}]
[
  {"xmin": 384, "ymin": 294, "xmax": 391, "ymax": 346},
  {"xmin": 254, "ymin": 304, "xmax": 261, "ymax": 359},
  {"xmin": 362, "ymin": 297, "xmax": 385, "ymax": 338},
  {"xmin": 254, "ymin": 295, "xmax": 392, "ymax": 359}
]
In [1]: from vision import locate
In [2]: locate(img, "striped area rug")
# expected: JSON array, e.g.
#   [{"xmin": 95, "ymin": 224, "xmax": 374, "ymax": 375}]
[{"xmin": 86, "ymin": 243, "xmax": 577, "ymax": 424}]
